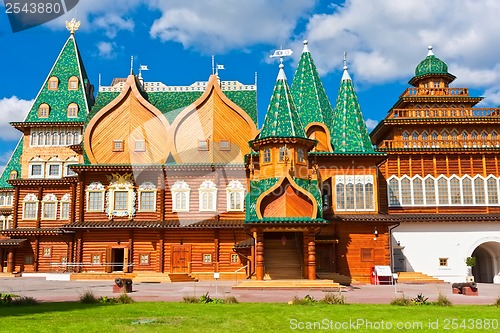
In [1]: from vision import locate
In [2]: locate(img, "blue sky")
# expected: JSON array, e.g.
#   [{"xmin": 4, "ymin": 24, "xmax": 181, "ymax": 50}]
[{"xmin": 1, "ymin": 0, "xmax": 500, "ymax": 171}]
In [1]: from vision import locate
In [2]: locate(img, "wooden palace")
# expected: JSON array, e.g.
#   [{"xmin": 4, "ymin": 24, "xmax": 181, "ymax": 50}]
[{"xmin": 1, "ymin": 22, "xmax": 499, "ymax": 284}]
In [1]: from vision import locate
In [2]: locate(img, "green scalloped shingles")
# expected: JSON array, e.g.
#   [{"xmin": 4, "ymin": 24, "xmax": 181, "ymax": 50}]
[
  {"xmin": 291, "ymin": 50, "xmax": 334, "ymax": 129},
  {"xmin": 89, "ymin": 89, "xmax": 257, "ymax": 124},
  {"xmin": 330, "ymin": 73, "xmax": 375, "ymax": 154},
  {"xmin": 24, "ymin": 35, "xmax": 93, "ymax": 123},
  {"xmin": 245, "ymin": 177, "xmax": 322, "ymax": 222},
  {"xmin": 414, "ymin": 55, "xmax": 449, "ymax": 78},
  {"xmin": 0, "ymin": 138, "xmax": 24, "ymax": 189},
  {"xmin": 259, "ymin": 74, "xmax": 306, "ymax": 140}
]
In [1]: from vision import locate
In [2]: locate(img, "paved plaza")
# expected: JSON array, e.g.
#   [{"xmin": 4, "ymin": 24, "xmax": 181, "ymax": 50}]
[{"xmin": 1, "ymin": 277, "xmax": 499, "ymax": 305}]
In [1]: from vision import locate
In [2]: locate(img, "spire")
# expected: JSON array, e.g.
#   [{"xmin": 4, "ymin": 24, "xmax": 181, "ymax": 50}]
[
  {"xmin": 22, "ymin": 28, "xmax": 94, "ymax": 123},
  {"xmin": 302, "ymin": 39, "xmax": 310, "ymax": 53},
  {"xmin": 427, "ymin": 45, "xmax": 434, "ymax": 56},
  {"xmin": 65, "ymin": 18, "xmax": 80, "ymax": 35},
  {"xmin": 259, "ymin": 62, "xmax": 306, "ymax": 139},
  {"xmin": 291, "ymin": 40, "xmax": 334, "ymax": 128},
  {"xmin": 330, "ymin": 55, "xmax": 374, "ymax": 154}
]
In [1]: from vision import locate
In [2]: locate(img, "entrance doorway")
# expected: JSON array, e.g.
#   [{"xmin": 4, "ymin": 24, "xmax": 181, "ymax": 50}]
[
  {"xmin": 171, "ymin": 245, "xmax": 191, "ymax": 273},
  {"xmin": 471, "ymin": 241, "xmax": 500, "ymax": 283},
  {"xmin": 112, "ymin": 248, "xmax": 124, "ymax": 272},
  {"xmin": 392, "ymin": 247, "xmax": 406, "ymax": 273},
  {"xmin": 316, "ymin": 243, "xmax": 335, "ymax": 272}
]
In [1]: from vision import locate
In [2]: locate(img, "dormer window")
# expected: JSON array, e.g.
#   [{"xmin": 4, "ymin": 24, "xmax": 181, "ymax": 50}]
[
  {"xmin": 9, "ymin": 170, "xmax": 17, "ymax": 180},
  {"xmin": 38, "ymin": 103, "xmax": 50, "ymax": 118},
  {"xmin": 263, "ymin": 148, "xmax": 271, "ymax": 163},
  {"xmin": 67, "ymin": 103, "xmax": 79, "ymax": 118},
  {"xmin": 68, "ymin": 76, "xmax": 79, "ymax": 90},
  {"xmin": 198, "ymin": 140, "xmax": 209, "ymax": 151},
  {"xmin": 113, "ymin": 140, "xmax": 124, "ymax": 152},
  {"xmin": 48, "ymin": 76, "xmax": 59, "ymax": 90},
  {"xmin": 219, "ymin": 139, "xmax": 231, "ymax": 151}
]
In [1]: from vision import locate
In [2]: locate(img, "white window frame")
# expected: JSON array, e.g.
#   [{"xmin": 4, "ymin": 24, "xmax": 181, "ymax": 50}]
[
  {"xmin": 335, "ymin": 175, "xmax": 375, "ymax": 212},
  {"xmin": 22, "ymin": 194, "xmax": 39, "ymax": 220},
  {"xmin": 41, "ymin": 194, "xmax": 58, "ymax": 220},
  {"xmin": 199, "ymin": 180, "xmax": 217, "ymax": 212},
  {"xmin": 86, "ymin": 182, "xmax": 105, "ymax": 212},
  {"xmin": 138, "ymin": 182, "xmax": 157, "ymax": 212},
  {"xmin": 60, "ymin": 194, "xmax": 71, "ymax": 220},
  {"xmin": 46, "ymin": 163, "xmax": 62, "ymax": 179},
  {"xmin": 106, "ymin": 175, "xmax": 136, "ymax": 219},
  {"xmin": 226, "ymin": 180, "xmax": 245, "ymax": 212},
  {"xmin": 29, "ymin": 163, "xmax": 44, "ymax": 179},
  {"xmin": 64, "ymin": 163, "xmax": 77, "ymax": 177},
  {"xmin": 171, "ymin": 181, "xmax": 190, "ymax": 212}
]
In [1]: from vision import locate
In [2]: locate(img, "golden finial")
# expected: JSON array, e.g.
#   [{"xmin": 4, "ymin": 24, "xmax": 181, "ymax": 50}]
[{"xmin": 65, "ymin": 18, "xmax": 81, "ymax": 34}]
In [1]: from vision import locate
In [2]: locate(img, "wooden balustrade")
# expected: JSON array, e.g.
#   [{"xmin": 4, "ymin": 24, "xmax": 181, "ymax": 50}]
[
  {"xmin": 388, "ymin": 108, "xmax": 500, "ymax": 119},
  {"xmin": 377, "ymin": 139, "xmax": 500, "ymax": 149},
  {"xmin": 400, "ymin": 87, "xmax": 468, "ymax": 98}
]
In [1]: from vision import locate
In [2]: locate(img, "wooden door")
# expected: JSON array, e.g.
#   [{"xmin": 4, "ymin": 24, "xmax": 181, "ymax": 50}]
[
  {"xmin": 123, "ymin": 248, "xmax": 130, "ymax": 273},
  {"xmin": 105, "ymin": 248, "xmax": 112, "ymax": 273},
  {"xmin": 171, "ymin": 245, "xmax": 191, "ymax": 273},
  {"xmin": 316, "ymin": 243, "xmax": 335, "ymax": 272}
]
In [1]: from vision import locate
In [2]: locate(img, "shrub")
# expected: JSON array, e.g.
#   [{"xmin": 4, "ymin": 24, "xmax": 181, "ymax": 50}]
[
  {"xmin": 391, "ymin": 295, "xmax": 412, "ymax": 306},
  {"xmin": 494, "ymin": 297, "xmax": 500, "ymax": 307},
  {"xmin": 80, "ymin": 290, "xmax": 99, "ymax": 304},
  {"xmin": 289, "ymin": 295, "xmax": 317, "ymax": 305},
  {"xmin": 183, "ymin": 296, "xmax": 199, "ymax": 303},
  {"xmin": 116, "ymin": 292, "xmax": 134, "ymax": 304},
  {"xmin": 11, "ymin": 296, "xmax": 38, "ymax": 306},
  {"xmin": 199, "ymin": 292, "xmax": 213, "ymax": 304},
  {"xmin": 224, "ymin": 296, "xmax": 239, "ymax": 304},
  {"xmin": 434, "ymin": 293, "xmax": 452, "ymax": 306},
  {"xmin": 411, "ymin": 293, "xmax": 429, "ymax": 305},
  {"xmin": 322, "ymin": 292, "xmax": 346, "ymax": 305}
]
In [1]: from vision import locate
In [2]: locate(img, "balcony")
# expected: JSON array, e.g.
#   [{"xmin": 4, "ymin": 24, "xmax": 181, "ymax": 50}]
[
  {"xmin": 388, "ymin": 108, "xmax": 500, "ymax": 119},
  {"xmin": 400, "ymin": 87, "xmax": 468, "ymax": 98},
  {"xmin": 377, "ymin": 139, "xmax": 500, "ymax": 150}
]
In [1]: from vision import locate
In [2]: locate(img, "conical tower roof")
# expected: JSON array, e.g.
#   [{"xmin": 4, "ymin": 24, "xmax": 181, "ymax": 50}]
[
  {"xmin": 22, "ymin": 31, "xmax": 94, "ymax": 123},
  {"xmin": 291, "ymin": 40, "xmax": 334, "ymax": 128},
  {"xmin": 330, "ymin": 60, "xmax": 374, "ymax": 154},
  {"xmin": 258, "ymin": 63, "xmax": 306, "ymax": 140}
]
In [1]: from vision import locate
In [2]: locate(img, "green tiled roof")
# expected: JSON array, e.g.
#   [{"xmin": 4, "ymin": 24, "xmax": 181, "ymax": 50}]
[
  {"xmin": 259, "ymin": 65, "xmax": 306, "ymax": 140},
  {"xmin": 89, "ymin": 88, "xmax": 257, "ymax": 125},
  {"xmin": 414, "ymin": 46, "xmax": 449, "ymax": 78},
  {"xmin": 245, "ymin": 177, "xmax": 322, "ymax": 222},
  {"xmin": 0, "ymin": 138, "xmax": 23, "ymax": 189},
  {"xmin": 291, "ymin": 42, "xmax": 334, "ymax": 128},
  {"xmin": 24, "ymin": 35, "xmax": 94, "ymax": 123},
  {"xmin": 330, "ymin": 67, "xmax": 375, "ymax": 154}
]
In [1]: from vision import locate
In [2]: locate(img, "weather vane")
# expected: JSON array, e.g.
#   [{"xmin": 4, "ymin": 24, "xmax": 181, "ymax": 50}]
[{"xmin": 270, "ymin": 47, "xmax": 293, "ymax": 65}]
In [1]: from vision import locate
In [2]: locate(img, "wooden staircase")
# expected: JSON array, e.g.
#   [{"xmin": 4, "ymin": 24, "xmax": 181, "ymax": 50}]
[
  {"xmin": 133, "ymin": 272, "xmax": 172, "ymax": 283},
  {"xmin": 397, "ymin": 272, "xmax": 445, "ymax": 284},
  {"xmin": 264, "ymin": 238, "xmax": 302, "ymax": 279},
  {"xmin": 168, "ymin": 273, "xmax": 199, "ymax": 282}
]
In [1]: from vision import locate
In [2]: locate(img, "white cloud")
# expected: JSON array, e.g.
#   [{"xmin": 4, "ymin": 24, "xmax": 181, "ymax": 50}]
[
  {"xmin": 302, "ymin": 0, "xmax": 500, "ymax": 102},
  {"xmin": 148, "ymin": 0, "xmax": 315, "ymax": 53},
  {"xmin": 0, "ymin": 96, "xmax": 33, "ymax": 141},
  {"xmin": 365, "ymin": 118, "xmax": 379, "ymax": 131},
  {"xmin": 97, "ymin": 41, "xmax": 116, "ymax": 58},
  {"xmin": 93, "ymin": 14, "xmax": 134, "ymax": 39}
]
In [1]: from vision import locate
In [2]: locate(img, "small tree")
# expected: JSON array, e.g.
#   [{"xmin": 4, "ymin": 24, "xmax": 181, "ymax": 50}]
[{"xmin": 465, "ymin": 256, "xmax": 476, "ymax": 276}]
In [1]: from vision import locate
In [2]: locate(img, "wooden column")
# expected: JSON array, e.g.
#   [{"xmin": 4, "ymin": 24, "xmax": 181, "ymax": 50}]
[
  {"xmin": 70, "ymin": 182, "xmax": 77, "ymax": 223},
  {"xmin": 128, "ymin": 230, "xmax": 134, "ymax": 273},
  {"xmin": 7, "ymin": 249, "xmax": 14, "ymax": 273},
  {"xmin": 34, "ymin": 237, "xmax": 39, "ymax": 271},
  {"xmin": 159, "ymin": 230, "xmax": 165, "ymax": 273},
  {"xmin": 78, "ymin": 174, "xmax": 85, "ymax": 222},
  {"xmin": 12, "ymin": 186, "xmax": 20, "ymax": 228},
  {"xmin": 75, "ymin": 232, "xmax": 82, "ymax": 272},
  {"xmin": 214, "ymin": 230, "xmax": 220, "ymax": 273},
  {"xmin": 36, "ymin": 187, "xmax": 43, "ymax": 228},
  {"xmin": 308, "ymin": 239, "xmax": 316, "ymax": 280},
  {"xmin": 255, "ymin": 231, "xmax": 264, "ymax": 280}
]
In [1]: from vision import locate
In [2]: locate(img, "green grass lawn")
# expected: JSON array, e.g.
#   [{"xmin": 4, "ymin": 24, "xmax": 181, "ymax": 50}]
[{"xmin": 0, "ymin": 302, "xmax": 498, "ymax": 333}]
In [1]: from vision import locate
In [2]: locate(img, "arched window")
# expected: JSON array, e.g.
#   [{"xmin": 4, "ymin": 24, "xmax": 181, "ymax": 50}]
[
  {"xmin": 424, "ymin": 177, "xmax": 436, "ymax": 205},
  {"xmin": 48, "ymin": 76, "xmax": 59, "ymax": 90},
  {"xmin": 388, "ymin": 177, "xmax": 400, "ymax": 206},
  {"xmin": 67, "ymin": 103, "xmax": 79, "ymax": 118},
  {"xmin": 38, "ymin": 132, "xmax": 45, "ymax": 146},
  {"xmin": 474, "ymin": 177, "xmax": 486, "ymax": 205},
  {"xmin": 60, "ymin": 132, "xmax": 66, "ymax": 146},
  {"xmin": 400, "ymin": 177, "xmax": 411, "ymax": 205},
  {"xmin": 422, "ymin": 132, "xmax": 429, "ymax": 147},
  {"xmin": 451, "ymin": 130, "xmax": 458, "ymax": 141},
  {"xmin": 9, "ymin": 170, "xmax": 17, "ymax": 180},
  {"xmin": 471, "ymin": 131, "xmax": 478, "ymax": 147},
  {"xmin": 53, "ymin": 132, "xmax": 59, "ymax": 146},
  {"xmin": 199, "ymin": 180, "xmax": 217, "ymax": 212},
  {"xmin": 67, "ymin": 132, "xmax": 74, "ymax": 145},
  {"xmin": 171, "ymin": 181, "xmax": 190, "ymax": 212},
  {"xmin": 31, "ymin": 131, "xmax": 38, "ymax": 146},
  {"xmin": 437, "ymin": 176, "xmax": 449, "ymax": 205},
  {"xmin": 45, "ymin": 132, "xmax": 52, "ymax": 146},
  {"xmin": 68, "ymin": 76, "xmax": 79, "ymax": 90},
  {"xmin": 492, "ymin": 131, "xmax": 498, "ymax": 147},
  {"xmin": 487, "ymin": 176, "xmax": 499, "ymax": 205},
  {"xmin": 60, "ymin": 194, "xmax": 71, "ymax": 220},
  {"xmin": 462, "ymin": 177, "xmax": 473, "ymax": 204},
  {"xmin": 413, "ymin": 177, "xmax": 424, "ymax": 205},
  {"xmin": 336, "ymin": 177, "xmax": 345, "ymax": 210},
  {"xmin": 226, "ymin": 180, "xmax": 245, "ymax": 211},
  {"xmin": 462, "ymin": 130, "xmax": 469, "ymax": 147},
  {"xmin": 481, "ymin": 131, "xmax": 488, "ymax": 147},
  {"xmin": 449, "ymin": 176, "xmax": 460, "ymax": 204},
  {"xmin": 402, "ymin": 132, "xmax": 409, "ymax": 148},
  {"xmin": 38, "ymin": 103, "xmax": 50, "ymax": 118}
]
